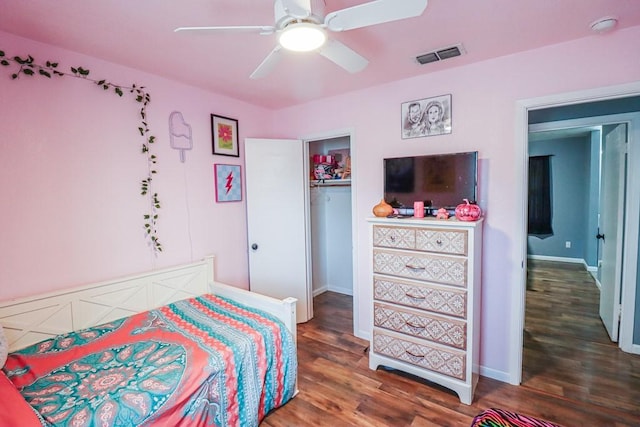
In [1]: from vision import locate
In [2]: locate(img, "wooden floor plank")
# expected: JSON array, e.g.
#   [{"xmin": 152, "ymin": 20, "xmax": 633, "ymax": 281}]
[{"xmin": 264, "ymin": 262, "xmax": 640, "ymax": 426}]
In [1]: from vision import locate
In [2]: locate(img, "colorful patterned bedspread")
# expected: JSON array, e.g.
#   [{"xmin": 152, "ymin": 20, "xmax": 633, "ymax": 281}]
[{"xmin": 3, "ymin": 294, "xmax": 297, "ymax": 427}]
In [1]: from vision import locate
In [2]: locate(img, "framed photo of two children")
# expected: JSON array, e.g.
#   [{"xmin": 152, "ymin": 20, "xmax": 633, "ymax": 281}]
[{"xmin": 401, "ymin": 94, "xmax": 452, "ymax": 139}]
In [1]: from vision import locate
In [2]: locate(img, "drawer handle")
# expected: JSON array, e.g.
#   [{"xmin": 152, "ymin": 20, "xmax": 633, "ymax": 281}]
[
  {"xmin": 436, "ymin": 239, "xmax": 443, "ymax": 245},
  {"xmin": 405, "ymin": 350, "xmax": 425, "ymax": 359},
  {"xmin": 405, "ymin": 264, "xmax": 425, "ymax": 271},
  {"xmin": 390, "ymin": 235, "xmax": 396, "ymax": 242},
  {"xmin": 405, "ymin": 321, "xmax": 425, "ymax": 330},
  {"xmin": 405, "ymin": 293, "xmax": 425, "ymax": 300}
]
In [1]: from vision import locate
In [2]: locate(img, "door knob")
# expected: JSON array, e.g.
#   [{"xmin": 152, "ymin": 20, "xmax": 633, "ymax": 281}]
[{"xmin": 251, "ymin": 243, "xmax": 258, "ymax": 250}]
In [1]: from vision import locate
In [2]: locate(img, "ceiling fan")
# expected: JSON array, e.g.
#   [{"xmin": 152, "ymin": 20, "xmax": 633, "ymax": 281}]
[{"xmin": 175, "ymin": 0, "xmax": 428, "ymax": 79}]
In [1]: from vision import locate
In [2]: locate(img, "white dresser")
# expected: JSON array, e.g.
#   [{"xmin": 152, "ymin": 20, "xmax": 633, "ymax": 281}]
[{"xmin": 367, "ymin": 217, "xmax": 483, "ymax": 404}]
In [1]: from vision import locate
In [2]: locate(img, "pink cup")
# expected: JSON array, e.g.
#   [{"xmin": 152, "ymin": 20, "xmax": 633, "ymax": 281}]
[{"xmin": 414, "ymin": 201, "xmax": 424, "ymax": 218}]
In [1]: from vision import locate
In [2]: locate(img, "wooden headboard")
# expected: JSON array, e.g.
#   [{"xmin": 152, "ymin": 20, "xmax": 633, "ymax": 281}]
[{"xmin": 0, "ymin": 256, "xmax": 297, "ymax": 352}]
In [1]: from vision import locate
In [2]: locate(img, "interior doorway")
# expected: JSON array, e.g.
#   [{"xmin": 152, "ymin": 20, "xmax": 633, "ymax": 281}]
[
  {"xmin": 245, "ymin": 132, "xmax": 356, "ymax": 326},
  {"xmin": 525, "ymin": 112, "xmax": 639, "ymax": 354},
  {"xmin": 510, "ymin": 83, "xmax": 640, "ymax": 385},
  {"xmin": 307, "ymin": 135, "xmax": 353, "ymax": 297},
  {"xmin": 306, "ymin": 134, "xmax": 354, "ymax": 312},
  {"xmin": 524, "ymin": 116, "xmax": 634, "ymax": 398},
  {"xmin": 527, "ymin": 117, "xmax": 631, "ymax": 344}
]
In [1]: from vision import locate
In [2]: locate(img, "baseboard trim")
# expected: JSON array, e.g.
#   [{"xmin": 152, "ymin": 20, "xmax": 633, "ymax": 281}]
[
  {"xmin": 479, "ymin": 366, "xmax": 511, "ymax": 383},
  {"xmin": 527, "ymin": 254, "xmax": 596, "ymax": 271},
  {"xmin": 313, "ymin": 284, "xmax": 353, "ymax": 297},
  {"xmin": 527, "ymin": 254, "xmax": 583, "ymax": 264},
  {"xmin": 327, "ymin": 285, "xmax": 353, "ymax": 296},
  {"xmin": 357, "ymin": 329, "xmax": 370, "ymax": 341},
  {"xmin": 593, "ymin": 276, "xmax": 602, "ymax": 291},
  {"xmin": 313, "ymin": 286, "xmax": 328, "ymax": 297}
]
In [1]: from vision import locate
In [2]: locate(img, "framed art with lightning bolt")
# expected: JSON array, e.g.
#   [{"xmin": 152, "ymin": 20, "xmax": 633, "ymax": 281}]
[
  {"xmin": 211, "ymin": 114, "xmax": 239, "ymax": 157},
  {"xmin": 214, "ymin": 164, "xmax": 242, "ymax": 202}
]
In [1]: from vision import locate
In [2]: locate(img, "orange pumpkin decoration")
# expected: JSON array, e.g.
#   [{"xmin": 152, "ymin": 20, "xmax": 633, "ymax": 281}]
[{"xmin": 455, "ymin": 199, "xmax": 482, "ymax": 221}]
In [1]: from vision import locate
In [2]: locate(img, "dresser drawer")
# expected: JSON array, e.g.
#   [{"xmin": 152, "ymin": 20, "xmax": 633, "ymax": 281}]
[
  {"xmin": 374, "ymin": 225, "xmax": 468, "ymax": 256},
  {"xmin": 416, "ymin": 228, "xmax": 468, "ymax": 256},
  {"xmin": 373, "ymin": 275, "xmax": 467, "ymax": 318},
  {"xmin": 374, "ymin": 303, "xmax": 467, "ymax": 349},
  {"xmin": 373, "ymin": 225, "xmax": 415, "ymax": 250},
  {"xmin": 373, "ymin": 330, "xmax": 466, "ymax": 380},
  {"xmin": 373, "ymin": 249, "xmax": 467, "ymax": 287}
]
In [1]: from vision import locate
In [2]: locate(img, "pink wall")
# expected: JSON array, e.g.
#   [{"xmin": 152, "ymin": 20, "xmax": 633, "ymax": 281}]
[
  {"xmin": 2, "ymin": 25, "xmax": 639, "ymax": 382},
  {"xmin": 273, "ymin": 25, "xmax": 640, "ymax": 379},
  {"xmin": 0, "ymin": 31, "xmax": 274, "ymax": 299}
]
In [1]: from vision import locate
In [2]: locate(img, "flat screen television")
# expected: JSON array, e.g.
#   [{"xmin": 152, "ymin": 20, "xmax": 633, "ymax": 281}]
[{"xmin": 384, "ymin": 151, "xmax": 478, "ymax": 211}]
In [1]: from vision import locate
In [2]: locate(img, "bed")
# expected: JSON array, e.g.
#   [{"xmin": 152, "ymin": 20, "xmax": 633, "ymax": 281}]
[{"xmin": 0, "ymin": 256, "xmax": 298, "ymax": 426}]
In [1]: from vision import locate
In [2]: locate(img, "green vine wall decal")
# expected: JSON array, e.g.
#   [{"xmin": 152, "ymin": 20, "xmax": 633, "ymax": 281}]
[{"xmin": 0, "ymin": 50, "xmax": 162, "ymax": 253}]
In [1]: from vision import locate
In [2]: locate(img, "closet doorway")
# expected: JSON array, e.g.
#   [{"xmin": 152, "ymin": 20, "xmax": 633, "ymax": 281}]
[
  {"xmin": 306, "ymin": 133, "xmax": 355, "ymax": 315},
  {"xmin": 245, "ymin": 132, "xmax": 356, "ymax": 326}
]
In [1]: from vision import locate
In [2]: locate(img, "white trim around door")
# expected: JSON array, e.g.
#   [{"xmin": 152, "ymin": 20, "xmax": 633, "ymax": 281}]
[
  {"xmin": 511, "ymin": 81, "xmax": 640, "ymax": 385},
  {"xmin": 301, "ymin": 128, "xmax": 361, "ymax": 338}
]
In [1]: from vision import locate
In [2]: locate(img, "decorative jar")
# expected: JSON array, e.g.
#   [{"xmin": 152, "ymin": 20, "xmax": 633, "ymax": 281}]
[
  {"xmin": 372, "ymin": 199, "xmax": 394, "ymax": 217},
  {"xmin": 455, "ymin": 199, "xmax": 482, "ymax": 221}
]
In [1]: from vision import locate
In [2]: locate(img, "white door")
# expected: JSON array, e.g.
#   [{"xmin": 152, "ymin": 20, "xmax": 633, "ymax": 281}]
[
  {"xmin": 598, "ymin": 124, "xmax": 627, "ymax": 342},
  {"xmin": 245, "ymin": 138, "xmax": 311, "ymax": 323}
]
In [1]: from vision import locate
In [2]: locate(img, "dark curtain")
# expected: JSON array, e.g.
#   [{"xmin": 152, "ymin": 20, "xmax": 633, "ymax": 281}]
[{"xmin": 528, "ymin": 155, "xmax": 553, "ymax": 236}]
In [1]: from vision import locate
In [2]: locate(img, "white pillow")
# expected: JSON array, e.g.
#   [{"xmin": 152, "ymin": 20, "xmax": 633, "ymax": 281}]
[{"xmin": 0, "ymin": 324, "xmax": 8, "ymax": 367}]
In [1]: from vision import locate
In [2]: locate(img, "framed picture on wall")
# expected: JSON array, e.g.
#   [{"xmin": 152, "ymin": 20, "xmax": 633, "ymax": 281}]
[
  {"xmin": 214, "ymin": 164, "xmax": 242, "ymax": 202},
  {"xmin": 401, "ymin": 94, "xmax": 452, "ymax": 139},
  {"xmin": 211, "ymin": 114, "xmax": 239, "ymax": 157}
]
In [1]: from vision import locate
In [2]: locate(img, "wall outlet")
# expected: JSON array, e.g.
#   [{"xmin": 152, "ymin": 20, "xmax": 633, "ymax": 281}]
[{"xmin": 565, "ymin": 241, "xmax": 571, "ymax": 248}]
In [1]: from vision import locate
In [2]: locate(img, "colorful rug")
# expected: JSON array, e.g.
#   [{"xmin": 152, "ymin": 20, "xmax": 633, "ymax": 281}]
[{"xmin": 471, "ymin": 408, "xmax": 562, "ymax": 427}]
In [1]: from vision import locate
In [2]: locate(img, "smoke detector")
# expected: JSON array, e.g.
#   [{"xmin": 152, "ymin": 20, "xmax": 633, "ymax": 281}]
[
  {"xmin": 416, "ymin": 44, "xmax": 465, "ymax": 65},
  {"xmin": 590, "ymin": 16, "xmax": 618, "ymax": 34}
]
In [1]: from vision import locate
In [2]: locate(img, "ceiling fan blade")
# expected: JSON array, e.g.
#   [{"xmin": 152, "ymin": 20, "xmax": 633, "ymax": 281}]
[
  {"xmin": 324, "ymin": 0, "xmax": 428, "ymax": 32},
  {"xmin": 318, "ymin": 39, "xmax": 368, "ymax": 73},
  {"xmin": 174, "ymin": 25, "xmax": 275, "ymax": 35},
  {"xmin": 250, "ymin": 46, "xmax": 284, "ymax": 79},
  {"xmin": 279, "ymin": 0, "xmax": 312, "ymax": 18}
]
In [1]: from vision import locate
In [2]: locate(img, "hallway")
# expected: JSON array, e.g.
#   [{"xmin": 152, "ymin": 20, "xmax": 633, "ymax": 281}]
[{"xmin": 523, "ymin": 260, "xmax": 640, "ymax": 415}]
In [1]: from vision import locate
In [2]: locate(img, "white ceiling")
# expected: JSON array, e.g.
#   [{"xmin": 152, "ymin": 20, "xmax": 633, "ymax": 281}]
[{"xmin": 1, "ymin": 0, "xmax": 640, "ymax": 109}]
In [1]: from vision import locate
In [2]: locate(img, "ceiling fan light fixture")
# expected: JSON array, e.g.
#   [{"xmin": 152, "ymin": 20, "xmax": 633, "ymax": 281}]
[{"xmin": 278, "ymin": 22, "xmax": 327, "ymax": 52}]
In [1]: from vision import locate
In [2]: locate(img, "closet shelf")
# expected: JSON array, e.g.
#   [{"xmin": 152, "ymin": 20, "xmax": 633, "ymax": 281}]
[{"xmin": 310, "ymin": 179, "xmax": 351, "ymax": 187}]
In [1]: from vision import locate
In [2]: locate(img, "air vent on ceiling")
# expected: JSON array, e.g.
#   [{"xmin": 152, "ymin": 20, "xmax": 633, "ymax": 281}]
[{"xmin": 416, "ymin": 44, "xmax": 465, "ymax": 65}]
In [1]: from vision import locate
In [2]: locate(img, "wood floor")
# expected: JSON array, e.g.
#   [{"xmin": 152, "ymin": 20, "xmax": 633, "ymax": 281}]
[
  {"xmin": 263, "ymin": 261, "xmax": 640, "ymax": 426},
  {"xmin": 523, "ymin": 260, "xmax": 640, "ymax": 419}
]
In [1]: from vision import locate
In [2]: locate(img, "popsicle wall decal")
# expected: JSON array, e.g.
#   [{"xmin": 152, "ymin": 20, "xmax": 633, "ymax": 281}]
[{"xmin": 169, "ymin": 111, "xmax": 193, "ymax": 163}]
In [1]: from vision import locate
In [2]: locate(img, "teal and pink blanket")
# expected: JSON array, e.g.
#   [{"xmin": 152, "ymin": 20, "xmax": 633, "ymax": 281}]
[{"xmin": 2, "ymin": 294, "xmax": 297, "ymax": 426}]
